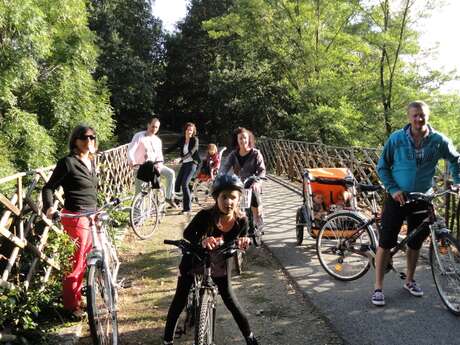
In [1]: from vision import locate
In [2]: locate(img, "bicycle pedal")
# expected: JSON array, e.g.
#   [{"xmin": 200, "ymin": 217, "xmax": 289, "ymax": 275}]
[{"xmin": 399, "ymin": 272, "xmax": 407, "ymax": 280}]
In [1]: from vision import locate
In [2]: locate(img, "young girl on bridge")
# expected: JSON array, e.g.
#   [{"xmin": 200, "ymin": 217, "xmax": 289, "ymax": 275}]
[{"xmin": 163, "ymin": 174, "xmax": 259, "ymax": 345}]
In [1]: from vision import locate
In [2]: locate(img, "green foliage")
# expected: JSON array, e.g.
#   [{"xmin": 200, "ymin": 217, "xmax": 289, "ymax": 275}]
[
  {"xmin": 199, "ymin": 0, "xmax": 456, "ymax": 146},
  {"xmin": 0, "ymin": 0, "xmax": 114, "ymax": 173},
  {"xmin": 88, "ymin": 0, "xmax": 165, "ymax": 142},
  {"xmin": 157, "ymin": 0, "xmax": 235, "ymax": 135},
  {"xmin": 0, "ymin": 228, "xmax": 73, "ymax": 334},
  {"xmin": 1, "ymin": 109, "xmax": 56, "ymax": 170},
  {"xmin": 429, "ymin": 93, "xmax": 460, "ymax": 147}
]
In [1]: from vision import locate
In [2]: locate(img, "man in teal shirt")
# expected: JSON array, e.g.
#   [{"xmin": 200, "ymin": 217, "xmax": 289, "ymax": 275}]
[{"xmin": 372, "ymin": 101, "xmax": 460, "ymax": 306}]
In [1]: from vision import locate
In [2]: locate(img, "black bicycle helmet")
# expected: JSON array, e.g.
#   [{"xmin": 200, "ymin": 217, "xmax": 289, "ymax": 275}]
[{"xmin": 211, "ymin": 174, "xmax": 244, "ymax": 199}]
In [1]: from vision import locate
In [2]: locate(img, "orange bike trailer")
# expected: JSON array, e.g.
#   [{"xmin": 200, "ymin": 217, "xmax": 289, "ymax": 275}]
[{"xmin": 296, "ymin": 168, "xmax": 358, "ymax": 244}]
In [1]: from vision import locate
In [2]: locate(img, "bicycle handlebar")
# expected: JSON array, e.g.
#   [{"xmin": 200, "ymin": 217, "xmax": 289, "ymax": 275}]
[
  {"xmin": 164, "ymin": 238, "xmax": 241, "ymax": 258},
  {"xmin": 243, "ymin": 175, "xmax": 267, "ymax": 189},
  {"xmin": 406, "ymin": 186, "xmax": 459, "ymax": 204},
  {"xmin": 52, "ymin": 196, "xmax": 131, "ymax": 222}
]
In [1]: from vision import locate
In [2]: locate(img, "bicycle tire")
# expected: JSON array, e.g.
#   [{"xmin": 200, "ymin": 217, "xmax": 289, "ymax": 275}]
[
  {"xmin": 87, "ymin": 263, "xmax": 118, "ymax": 345},
  {"xmin": 296, "ymin": 208, "xmax": 304, "ymax": 246},
  {"xmin": 130, "ymin": 190, "xmax": 159, "ymax": 239},
  {"xmin": 430, "ymin": 232, "xmax": 460, "ymax": 315},
  {"xmin": 195, "ymin": 289, "xmax": 215, "ymax": 345},
  {"xmin": 192, "ymin": 179, "xmax": 212, "ymax": 205},
  {"xmin": 316, "ymin": 211, "xmax": 376, "ymax": 281},
  {"xmin": 233, "ymin": 251, "xmax": 245, "ymax": 276}
]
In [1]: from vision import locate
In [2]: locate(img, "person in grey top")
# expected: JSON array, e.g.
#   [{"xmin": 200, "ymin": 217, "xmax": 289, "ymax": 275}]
[{"xmin": 221, "ymin": 127, "xmax": 266, "ymax": 225}]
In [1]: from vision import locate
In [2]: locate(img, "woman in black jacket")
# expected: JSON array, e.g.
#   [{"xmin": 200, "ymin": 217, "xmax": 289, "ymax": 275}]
[
  {"xmin": 163, "ymin": 174, "xmax": 258, "ymax": 345},
  {"xmin": 166, "ymin": 122, "xmax": 201, "ymax": 213},
  {"xmin": 42, "ymin": 124, "xmax": 98, "ymax": 318}
]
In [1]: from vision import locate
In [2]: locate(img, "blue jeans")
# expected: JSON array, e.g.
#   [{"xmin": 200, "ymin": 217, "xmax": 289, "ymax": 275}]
[{"xmin": 175, "ymin": 162, "xmax": 197, "ymax": 211}]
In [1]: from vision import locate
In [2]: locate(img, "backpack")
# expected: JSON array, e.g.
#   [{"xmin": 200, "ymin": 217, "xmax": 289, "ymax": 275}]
[{"xmin": 136, "ymin": 161, "xmax": 160, "ymax": 189}]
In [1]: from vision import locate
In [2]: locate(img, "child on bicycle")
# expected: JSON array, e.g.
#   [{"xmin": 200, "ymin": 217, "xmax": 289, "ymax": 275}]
[
  {"xmin": 163, "ymin": 174, "xmax": 259, "ymax": 345},
  {"xmin": 198, "ymin": 143, "xmax": 220, "ymax": 180}
]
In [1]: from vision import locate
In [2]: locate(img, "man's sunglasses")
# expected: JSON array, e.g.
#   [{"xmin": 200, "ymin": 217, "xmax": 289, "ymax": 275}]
[{"xmin": 78, "ymin": 135, "xmax": 96, "ymax": 141}]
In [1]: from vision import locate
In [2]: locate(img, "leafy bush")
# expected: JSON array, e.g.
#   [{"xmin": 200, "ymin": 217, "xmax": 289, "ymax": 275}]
[{"xmin": 0, "ymin": 225, "xmax": 73, "ymax": 337}]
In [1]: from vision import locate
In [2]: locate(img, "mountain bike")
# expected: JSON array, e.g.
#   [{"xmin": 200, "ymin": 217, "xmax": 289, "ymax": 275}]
[
  {"xmin": 55, "ymin": 197, "xmax": 129, "ymax": 345},
  {"xmin": 233, "ymin": 175, "xmax": 266, "ymax": 275},
  {"xmin": 164, "ymin": 239, "xmax": 240, "ymax": 345},
  {"xmin": 316, "ymin": 185, "xmax": 460, "ymax": 315}
]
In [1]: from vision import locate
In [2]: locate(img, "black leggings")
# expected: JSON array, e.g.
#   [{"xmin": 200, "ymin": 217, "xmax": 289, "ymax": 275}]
[{"xmin": 163, "ymin": 273, "xmax": 251, "ymax": 342}]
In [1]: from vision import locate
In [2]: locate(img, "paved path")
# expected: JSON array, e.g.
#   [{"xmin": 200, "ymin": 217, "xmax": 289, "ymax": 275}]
[{"xmin": 263, "ymin": 176, "xmax": 460, "ymax": 345}]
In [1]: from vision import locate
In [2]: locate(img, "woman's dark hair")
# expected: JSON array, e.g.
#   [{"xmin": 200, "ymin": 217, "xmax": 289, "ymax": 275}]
[
  {"xmin": 232, "ymin": 127, "xmax": 255, "ymax": 150},
  {"xmin": 68, "ymin": 124, "xmax": 97, "ymax": 158},
  {"xmin": 183, "ymin": 122, "xmax": 197, "ymax": 137}
]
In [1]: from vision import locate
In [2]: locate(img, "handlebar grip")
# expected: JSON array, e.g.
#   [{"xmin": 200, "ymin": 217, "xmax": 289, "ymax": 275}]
[
  {"xmin": 110, "ymin": 198, "xmax": 121, "ymax": 206},
  {"xmin": 164, "ymin": 239, "xmax": 180, "ymax": 246},
  {"xmin": 52, "ymin": 212, "xmax": 61, "ymax": 222}
]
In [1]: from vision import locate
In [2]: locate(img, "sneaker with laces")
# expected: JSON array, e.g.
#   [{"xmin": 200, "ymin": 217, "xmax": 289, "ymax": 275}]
[
  {"xmin": 245, "ymin": 333, "xmax": 259, "ymax": 345},
  {"xmin": 404, "ymin": 280, "xmax": 424, "ymax": 297},
  {"xmin": 371, "ymin": 289, "xmax": 385, "ymax": 306}
]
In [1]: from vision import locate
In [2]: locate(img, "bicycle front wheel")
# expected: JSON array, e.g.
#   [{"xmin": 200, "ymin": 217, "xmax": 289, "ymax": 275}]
[
  {"xmin": 195, "ymin": 290, "xmax": 215, "ymax": 345},
  {"xmin": 87, "ymin": 263, "xmax": 118, "ymax": 345},
  {"xmin": 233, "ymin": 251, "xmax": 245, "ymax": 276},
  {"xmin": 430, "ymin": 232, "xmax": 460, "ymax": 315},
  {"xmin": 130, "ymin": 190, "xmax": 159, "ymax": 239},
  {"xmin": 192, "ymin": 179, "xmax": 211, "ymax": 205},
  {"xmin": 316, "ymin": 212, "xmax": 376, "ymax": 281}
]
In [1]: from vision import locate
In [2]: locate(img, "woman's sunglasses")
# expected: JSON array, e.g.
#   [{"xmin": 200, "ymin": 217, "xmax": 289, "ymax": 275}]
[{"xmin": 78, "ymin": 135, "xmax": 96, "ymax": 141}]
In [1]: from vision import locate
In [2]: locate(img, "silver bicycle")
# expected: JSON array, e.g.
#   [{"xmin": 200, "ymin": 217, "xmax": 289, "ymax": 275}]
[{"xmin": 56, "ymin": 198, "xmax": 128, "ymax": 344}]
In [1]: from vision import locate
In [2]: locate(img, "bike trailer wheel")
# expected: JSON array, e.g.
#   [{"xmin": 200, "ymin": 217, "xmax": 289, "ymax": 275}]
[{"xmin": 296, "ymin": 208, "xmax": 304, "ymax": 246}]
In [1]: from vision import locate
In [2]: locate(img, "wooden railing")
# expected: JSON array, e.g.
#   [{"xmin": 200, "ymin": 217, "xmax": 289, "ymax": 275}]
[
  {"xmin": 258, "ymin": 137, "xmax": 460, "ymax": 235},
  {"xmin": 258, "ymin": 138, "xmax": 381, "ymax": 185},
  {"xmin": 0, "ymin": 144, "xmax": 132, "ymax": 292}
]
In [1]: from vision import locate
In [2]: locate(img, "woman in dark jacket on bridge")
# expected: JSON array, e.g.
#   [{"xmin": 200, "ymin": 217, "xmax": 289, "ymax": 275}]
[
  {"xmin": 42, "ymin": 124, "xmax": 98, "ymax": 318},
  {"xmin": 165, "ymin": 122, "xmax": 201, "ymax": 213},
  {"xmin": 221, "ymin": 127, "xmax": 266, "ymax": 225}
]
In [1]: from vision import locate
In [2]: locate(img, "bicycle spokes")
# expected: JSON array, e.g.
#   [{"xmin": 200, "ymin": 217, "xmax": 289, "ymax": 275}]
[{"xmin": 431, "ymin": 233, "xmax": 460, "ymax": 315}]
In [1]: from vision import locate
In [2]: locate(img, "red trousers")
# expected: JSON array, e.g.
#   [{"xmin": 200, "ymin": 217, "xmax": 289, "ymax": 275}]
[{"xmin": 60, "ymin": 209, "xmax": 92, "ymax": 311}]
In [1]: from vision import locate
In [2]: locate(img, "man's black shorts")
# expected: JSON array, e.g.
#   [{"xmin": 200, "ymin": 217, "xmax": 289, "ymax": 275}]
[{"xmin": 379, "ymin": 195, "xmax": 430, "ymax": 250}]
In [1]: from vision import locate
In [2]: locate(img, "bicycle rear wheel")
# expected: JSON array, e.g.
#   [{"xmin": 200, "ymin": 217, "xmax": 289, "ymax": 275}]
[
  {"xmin": 130, "ymin": 190, "xmax": 159, "ymax": 239},
  {"xmin": 195, "ymin": 290, "xmax": 215, "ymax": 345},
  {"xmin": 316, "ymin": 212, "xmax": 376, "ymax": 281},
  {"xmin": 87, "ymin": 263, "xmax": 118, "ymax": 345},
  {"xmin": 430, "ymin": 232, "xmax": 460, "ymax": 315}
]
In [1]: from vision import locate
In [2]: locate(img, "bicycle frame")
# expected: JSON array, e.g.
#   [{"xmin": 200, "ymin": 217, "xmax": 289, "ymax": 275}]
[
  {"xmin": 57, "ymin": 199, "xmax": 127, "ymax": 299},
  {"xmin": 345, "ymin": 189, "xmax": 456, "ymax": 264},
  {"xmin": 241, "ymin": 176, "xmax": 266, "ymax": 245},
  {"xmin": 164, "ymin": 239, "xmax": 240, "ymax": 343}
]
